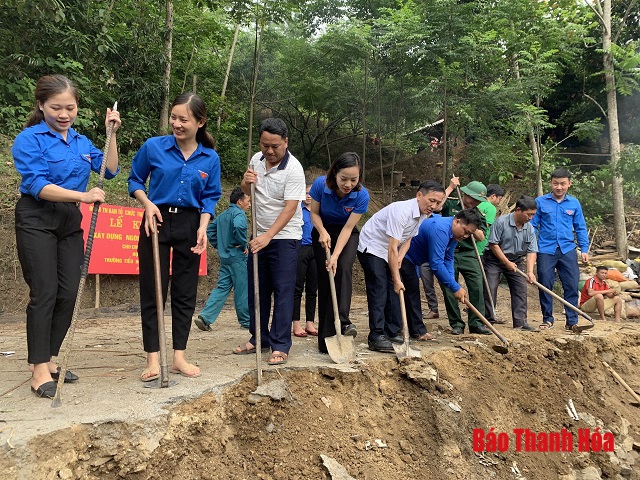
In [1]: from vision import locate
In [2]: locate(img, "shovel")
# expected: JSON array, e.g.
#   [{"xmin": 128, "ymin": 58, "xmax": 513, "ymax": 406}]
[
  {"xmin": 52, "ymin": 103, "xmax": 118, "ymax": 408},
  {"xmin": 144, "ymin": 216, "xmax": 177, "ymax": 389},
  {"xmin": 515, "ymin": 270, "xmax": 594, "ymax": 333},
  {"xmin": 393, "ymin": 289, "xmax": 422, "ymax": 360},
  {"xmin": 324, "ymin": 250, "xmax": 356, "ymax": 363},
  {"xmin": 603, "ymin": 361, "xmax": 640, "ymax": 408},
  {"xmin": 463, "ymin": 299, "xmax": 509, "ymax": 354}
]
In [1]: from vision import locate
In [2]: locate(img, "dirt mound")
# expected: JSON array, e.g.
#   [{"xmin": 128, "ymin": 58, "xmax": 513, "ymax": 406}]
[{"xmin": 3, "ymin": 327, "xmax": 638, "ymax": 480}]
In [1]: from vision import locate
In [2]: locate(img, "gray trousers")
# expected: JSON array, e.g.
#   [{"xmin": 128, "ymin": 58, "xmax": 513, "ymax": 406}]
[
  {"xmin": 419, "ymin": 262, "xmax": 439, "ymax": 313},
  {"xmin": 483, "ymin": 254, "xmax": 529, "ymax": 327}
]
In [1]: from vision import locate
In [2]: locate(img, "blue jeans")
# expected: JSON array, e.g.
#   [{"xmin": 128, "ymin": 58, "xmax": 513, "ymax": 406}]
[
  {"xmin": 248, "ymin": 239, "xmax": 301, "ymax": 354},
  {"xmin": 199, "ymin": 259, "xmax": 249, "ymax": 327},
  {"xmin": 537, "ymin": 248, "xmax": 580, "ymax": 326}
]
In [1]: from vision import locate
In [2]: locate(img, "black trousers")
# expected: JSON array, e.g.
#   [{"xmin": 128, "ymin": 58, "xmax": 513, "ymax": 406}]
[
  {"xmin": 400, "ymin": 258, "xmax": 428, "ymax": 337},
  {"xmin": 138, "ymin": 207, "xmax": 201, "ymax": 352},
  {"xmin": 357, "ymin": 250, "xmax": 400, "ymax": 342},
  {"xmin": 312, "ymin": 225, "xmax": 359, "ymax": 352},
  {"xmin": 293, "ymin": 245, "xmax": 317, "ymax": 324},
  {"xmin": 15, "ymin": 196, "xmax": 83, "ymax": 364}
]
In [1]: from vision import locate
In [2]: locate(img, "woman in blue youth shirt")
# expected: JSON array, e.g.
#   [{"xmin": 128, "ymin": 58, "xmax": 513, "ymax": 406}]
[
  {"xmin": 310, "ymin": 152, "xmax": 369, "ymax": 353},
  {"xmin": 13, "ymin": 75, "xmax": 121, "ymax": 398},
  {"xmin": 128, "ymin": 93, "xmax": 221, "ymax": 381}
]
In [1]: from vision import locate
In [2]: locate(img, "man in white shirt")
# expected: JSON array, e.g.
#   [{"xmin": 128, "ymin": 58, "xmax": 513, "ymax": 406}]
[
  {"xmin": 234, "ymin": 118, "xmax": 306, "ymax": 366},
  {"xmin": 357, "ymin": 181, "xmax": 445, "ymax": 352}
]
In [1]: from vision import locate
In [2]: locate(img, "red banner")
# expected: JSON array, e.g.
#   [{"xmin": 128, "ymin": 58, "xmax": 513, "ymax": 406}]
[{"xmin": 80, "ymin": 203, "xmax": 207, "ymax": 275}]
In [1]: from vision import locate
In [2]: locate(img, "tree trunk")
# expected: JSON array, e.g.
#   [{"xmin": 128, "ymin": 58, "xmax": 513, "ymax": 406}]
[
  {"xmin": 158, "ymin": 1, "xmax": 174, "ymax": 135},
  {"xmin": 218, "ymin": 23, "xmax": 240, "ymax": 132},
  {"xmin": 441, "ymin": 90, "xmax": 448, "ymax": 186},
  {"xmin": 376, "ymin": 77, "xmax": 385, "ymax": 201},
  {"xmin": 361, "ymin": 52, "xmax": 369, "ymax": 183},
  {"xmin": 603, "ymin": 0, "xmax": 628, "ymax": 258},
  {"xmin": 511, "ymin": 49, "xmax": 543, "ymax": 196}
]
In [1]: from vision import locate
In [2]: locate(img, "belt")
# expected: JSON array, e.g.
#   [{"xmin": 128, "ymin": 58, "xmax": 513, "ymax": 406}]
[{"xmin": 158, "ymin": 205, "xmax": 199, "ymax": 214}]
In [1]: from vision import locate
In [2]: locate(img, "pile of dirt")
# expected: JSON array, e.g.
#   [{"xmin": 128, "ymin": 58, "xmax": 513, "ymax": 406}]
[{"xmin": 3, "ymin": 324, "xmax": 638, "ymax": 480}]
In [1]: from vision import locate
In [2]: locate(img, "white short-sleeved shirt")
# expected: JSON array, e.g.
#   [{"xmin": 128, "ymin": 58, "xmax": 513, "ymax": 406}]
[
  {"xmin": 357, "ymin": 198, "xmax": 425, "ymax": 262},
  {"xmin": 250, "ymin": 151, "xmax": 306, "ymax": 240}
]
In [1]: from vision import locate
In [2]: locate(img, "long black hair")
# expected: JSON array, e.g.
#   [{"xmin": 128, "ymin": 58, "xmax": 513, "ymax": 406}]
[{"xmin": 172, "ymin": 92, "xmax": 215, "ymax": 149}]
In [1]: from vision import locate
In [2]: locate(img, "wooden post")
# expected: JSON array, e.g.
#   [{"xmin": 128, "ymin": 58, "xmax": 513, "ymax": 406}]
[{"xmin": 95, "ymin": 274, "xmax": 100, "ymax": 309}]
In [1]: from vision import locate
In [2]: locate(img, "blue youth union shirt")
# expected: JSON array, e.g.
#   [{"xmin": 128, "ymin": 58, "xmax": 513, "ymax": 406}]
[
  {"xmin": 13, "ymin": 121, "xmax": 119, "ymax": 199},
  {"xmin": 309, "ymin": 175, "xmax": 369, "ymax": 225},
  {"xmin": 128, "ymin": 135, "xmax": 222, "ymax": 216}
]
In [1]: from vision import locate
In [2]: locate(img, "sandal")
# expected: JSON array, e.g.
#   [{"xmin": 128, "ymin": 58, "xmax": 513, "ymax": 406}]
[
  {"xmin": 31, "ymin": 381, "xmax": 57, "ymax": 399},
  {"xmin": 169, "ymin": 365, "xmax": 202, "ymax": 378},
  {"xmin": 539, "ymin": 322, "xmax": 554, "ymax": 330},
  {"xmin": 140, "ymin": 368, "xmax": 160, "ymax": 382},
  {"xmin": 268, "ymin": 351, "xmax": 288, "ymax": 365},
  {"xmin": 233, "ymin": 343, "xmax": 270, "ymax": 355}
]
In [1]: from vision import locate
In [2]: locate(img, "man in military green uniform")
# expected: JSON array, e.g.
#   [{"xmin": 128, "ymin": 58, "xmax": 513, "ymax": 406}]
[{"xmin": 440, "ymin": 179, "xmax": 491, "ymax": 335}]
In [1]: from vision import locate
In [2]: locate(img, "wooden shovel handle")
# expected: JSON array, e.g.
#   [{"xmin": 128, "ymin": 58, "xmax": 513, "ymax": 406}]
[
  {"xmin": 463, "ymin": 299, "xmax": 509, "ymax": 347},
  {"xmin": 603, "ymin": 361, "xmax": 640, "ymax": 403},
  {"xmin": 515, "ymin": 269, "xmax": 593, "ymax": 323}
]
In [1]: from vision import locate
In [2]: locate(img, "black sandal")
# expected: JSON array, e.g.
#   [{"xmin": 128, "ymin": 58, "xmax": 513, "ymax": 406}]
[
  {"xmin": 51, "ymin": 367, "xmax": 79, "ymax": 383},
  {"xmin": 31, "ymin": 381, "xmax": 57, "ymax": 399}
]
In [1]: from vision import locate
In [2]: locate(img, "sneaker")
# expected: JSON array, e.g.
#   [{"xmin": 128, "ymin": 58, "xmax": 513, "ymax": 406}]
[
  {"xmin": 194, "ymin": 316, "xmax": 211, "ymax": 332},
  {"xmin": 342, "ymin": 324, "xmax": 357, "ymax": 338}
]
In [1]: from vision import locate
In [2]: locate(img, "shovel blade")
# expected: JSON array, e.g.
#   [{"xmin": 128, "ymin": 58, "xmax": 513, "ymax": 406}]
[
  {"xmin": 325, "ymin": 335, "xmax": 356, "ymax": 364},
  {"xmin": 393, "ymin": 341, "xmax": 421, "ymax": 360},
  {"xmin": 143, "ymin": 379, "xmax": 178, "ymax": 389},
  {"xmin": 492, "ymin": 345, "xmax": 509, "ymax": 355},
  {"xmin": 572, "ymin": 324, "xmax": 595, "ymax": 333}
]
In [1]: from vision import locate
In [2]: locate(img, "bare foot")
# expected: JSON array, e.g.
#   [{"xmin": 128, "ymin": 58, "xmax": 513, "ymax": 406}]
[
  {"xmin": 31, "ymin": 362, "xmax": 54, "ymax": 391},
  {"xmin": 305, "ymin": 321, "xmax": 318, "ymax": 336},
  {"xmin": 141, "ymin": 352, "xmax": 160, "ymax": 382},
  {"xmin": 171, "ymin": 350, "xmax": 201, "ymax": 378},
  {"xmin": 169, "ymin": 361, "xmax": 201, "ymax": 378},
  {"xmin": 29, "ymin": 360, "xmax": 60, "ymax": 376}
]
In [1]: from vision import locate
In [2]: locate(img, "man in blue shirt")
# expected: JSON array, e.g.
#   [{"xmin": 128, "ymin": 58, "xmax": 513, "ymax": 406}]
[
  {"xmin": 530, "ymin": 168, "xmax": 590, "ymax": 330},
  {"xmin": 195, "ymin": 187, "xmax": 251, "ymax": 331},
  {"xmin": 402, "ymin": 209, "xmax": 483, "ymax": 340}
]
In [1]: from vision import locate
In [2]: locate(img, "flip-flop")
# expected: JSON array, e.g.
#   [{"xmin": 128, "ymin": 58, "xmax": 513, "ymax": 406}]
[
  {"xmin": 232, "ymin": 343, "xmax": 270, "ymax": 355},
  {"xmin": 539, "ymin": 322, "xmax": 554, "ymax": 330},
  {"xmin": 169, "ymin": 367, "xmax": 202, "ymax": 378},
  {"xmin": 31, "ymin": 381, "xmax": 57, "ymax": 399},
  {"xmin": 293, "ymin": 331, "xmax": 308, "ymax": 338},
  {"xmin": 268, "ymin": 352, "xmax": 288, "ymax": 365},
  {"xmin": 140, "ymin": 369, "xmax": 160, "ymax": 382}
]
